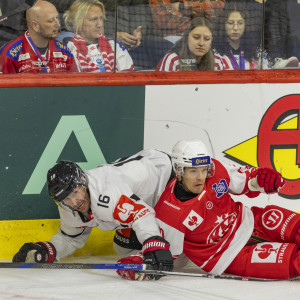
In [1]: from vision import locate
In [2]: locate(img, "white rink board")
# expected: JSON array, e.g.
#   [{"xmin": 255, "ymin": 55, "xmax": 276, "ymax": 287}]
[{"xmin": 144, "ymin": 83, "xmax": 300, "ymax": 212}]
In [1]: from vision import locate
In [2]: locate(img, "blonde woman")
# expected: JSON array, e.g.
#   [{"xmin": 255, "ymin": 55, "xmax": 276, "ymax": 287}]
[{"xmin": 64, "ymin": 0, "xmax": 134, "ymax": 72}]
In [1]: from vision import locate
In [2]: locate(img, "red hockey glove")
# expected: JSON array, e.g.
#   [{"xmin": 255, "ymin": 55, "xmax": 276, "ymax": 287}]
[
  {"xmin": 12, "ymin": 242, "xmax": 56, "ymax": 263},
  {"xmin": 249, "ymin": 168, "xmax": 285, "ymax": 194},
  {"xmin": 142, "ymin": 236, "xmax": 174, "ymax": 280},
  {"xmin": 193, "ymin": 0, "xmax": 225, "ymax": 17},
  {"xmin": 116, "ymin": 254, "xmax": 146, "ymax": 281}
]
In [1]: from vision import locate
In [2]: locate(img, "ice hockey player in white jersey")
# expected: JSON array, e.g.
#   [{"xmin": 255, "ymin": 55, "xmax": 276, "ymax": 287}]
[{"xmin": 12, "ymin": 149, "xmax": 174, "ymax": 279}]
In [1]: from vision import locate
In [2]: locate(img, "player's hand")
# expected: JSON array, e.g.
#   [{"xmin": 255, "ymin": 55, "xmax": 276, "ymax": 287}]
[
  {"xmin": 12, "ymin": 242, "xmax": 56, "ymax": 263},
  {"xmin": 116, "ymin": 254, "xmax": 146, "ymax": 281},
  {"xmin": 256, "ymin": 168, "xmax": 285, "ymax": 193},
  {"xmin": 249, "ymin": 168, "xmax": 285, "ymax": 194},
  {"xmin": 142, "ymin": 236, "xmax": 174, "ymax": 280}
]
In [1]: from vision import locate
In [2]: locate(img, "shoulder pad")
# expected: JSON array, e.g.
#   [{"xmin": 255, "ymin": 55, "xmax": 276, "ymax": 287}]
[
  {"xmin": 54, "ymin": 40, "xmax": 73, "ymax": 58},
  {"xmin": 5, "ymin": 40, "xmax": 23, "ymax": 61}
]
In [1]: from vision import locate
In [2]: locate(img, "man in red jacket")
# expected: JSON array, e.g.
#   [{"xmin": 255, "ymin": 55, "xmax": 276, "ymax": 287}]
[{"xmin": 0, "ymin": 0, "xmax": 77, "ymax": 73}]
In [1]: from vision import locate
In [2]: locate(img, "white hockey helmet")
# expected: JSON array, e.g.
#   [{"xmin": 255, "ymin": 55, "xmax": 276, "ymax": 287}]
[{"xmin": 171, "ymin": 139, "xmax": 214, "ymax": 177}]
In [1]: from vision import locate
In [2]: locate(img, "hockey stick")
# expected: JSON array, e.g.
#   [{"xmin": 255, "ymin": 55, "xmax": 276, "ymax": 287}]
[
  {"xmin": 0, "ymin": 262, "xmax": 299, "ymax": 281},
  {"xmin": 0, "ymin": 262, "xmax": 144, "ymax": 270},
  {"xmin": 140, "ymin": 270, "xmax": 300, "ymax": 282}
]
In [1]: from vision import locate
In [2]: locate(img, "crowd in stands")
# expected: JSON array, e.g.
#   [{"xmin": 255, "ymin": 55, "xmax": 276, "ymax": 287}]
[{"xmin": 0, "ymin": 0, "xmax": 299, "ymax": 73}]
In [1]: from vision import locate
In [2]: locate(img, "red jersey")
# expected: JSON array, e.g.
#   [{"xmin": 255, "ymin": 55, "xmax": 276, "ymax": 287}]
[
  {"xmin": 0, "ymin": 31, "xmax": 78, "ymax": 74},
  {"xmin": 155, "ymin": 159, "xmax": 260, "ymax": 275}
]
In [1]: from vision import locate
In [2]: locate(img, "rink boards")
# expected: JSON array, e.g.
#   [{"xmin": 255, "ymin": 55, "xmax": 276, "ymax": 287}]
[{"xmin": 0, "ymin": 81, "xmax": 299, "ymax": 259}]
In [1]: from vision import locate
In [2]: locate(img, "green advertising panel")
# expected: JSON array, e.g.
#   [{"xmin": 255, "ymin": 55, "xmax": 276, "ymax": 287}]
[{"xmin": 0, "ymin": 85, "xmax": 145, "ymax": 220}]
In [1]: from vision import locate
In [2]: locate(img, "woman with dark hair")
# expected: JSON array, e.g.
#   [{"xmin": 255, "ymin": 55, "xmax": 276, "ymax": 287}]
[
  {"xmin": 213, "ymin": 1, "xmax": 271, "ymax": 70},
  {"xmin": 156, "ymin": 16, "xmax": 215, "ymax": 71}
]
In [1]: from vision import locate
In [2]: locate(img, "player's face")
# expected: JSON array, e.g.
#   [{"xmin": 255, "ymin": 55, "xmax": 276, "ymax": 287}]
[
  {"xmin": 36, "ymin": 6, "xmax": 60, "ymax": 40},
  {"xmin": 182, "ymin": 166, "xmax": 208, "ymax": 194},
  {"xmin": 226, "ymin": 11, "xmax": 245, "ymax": 42},
  {"xmin": 188, "ymin": 26, "xmax": 212, "ymax": 58},
  {"xmin": 62, "ymin": 185, "xmax": 91, "ymax": 213},
  {"xmin": 80, "ymin": 5, "xmax": 104, "ymax": 44}
]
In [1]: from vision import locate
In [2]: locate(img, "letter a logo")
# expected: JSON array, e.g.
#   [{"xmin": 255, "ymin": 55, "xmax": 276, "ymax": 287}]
[{"xmin": 23, "ymin": 115, "xmax": 106, "ymax": 194}]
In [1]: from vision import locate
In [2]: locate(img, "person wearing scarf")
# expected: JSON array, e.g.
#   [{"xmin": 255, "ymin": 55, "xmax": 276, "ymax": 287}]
[{"xmin": 63, "ymin": 0, "xmax": 134, "ymax": 73}]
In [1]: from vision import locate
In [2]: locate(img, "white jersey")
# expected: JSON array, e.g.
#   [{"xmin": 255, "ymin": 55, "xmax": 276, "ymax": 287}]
[{"xmin": 51, "ymin": 149, "xmax": 173, "ymax": 260}]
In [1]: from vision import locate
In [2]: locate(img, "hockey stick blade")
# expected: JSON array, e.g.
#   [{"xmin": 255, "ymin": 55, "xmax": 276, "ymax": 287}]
[{"xmin": 139, "ymin": 270, "xmax": 300, "ymax": 282}]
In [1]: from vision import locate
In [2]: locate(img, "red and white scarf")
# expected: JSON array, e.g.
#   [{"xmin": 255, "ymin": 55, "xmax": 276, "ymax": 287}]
[{"xmin": 72, "ymin": 34, "xmax": 116, "ymax": 72}]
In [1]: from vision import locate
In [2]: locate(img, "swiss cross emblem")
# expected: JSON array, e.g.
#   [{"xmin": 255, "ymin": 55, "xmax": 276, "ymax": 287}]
[{"xmin": 183, "ymin": 210, "xmax": 203, "ymax": 231}]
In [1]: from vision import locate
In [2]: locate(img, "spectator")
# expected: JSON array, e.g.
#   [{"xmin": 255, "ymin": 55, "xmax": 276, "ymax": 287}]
[
  {"xmin": 156, "ymin": 17, "xmax": 215, "ymax": 71},
  {"xmin": 149, "ymin": 0, "xmax": 225, "ymax": 44},
  {"xmin": 101, "ymin": 1, "xmax": 144, "ymax": 50},
  {"xmin": 213, "ymin": 1, "xmax": 271, "ymax": 70},
  {"xmin": 100, "ymin": 1, "xmax": 174, "ymax": 70},
  {"xmin": 0, "ymin": 0, "xmax": 77, "ymax": 74},
  {"xmin": 225, "ymin": 0, "xmax": 299, "ymax": 69},
  {"xmin": 63, "ymin": 0, "xmax": 134, "ymax": 72}
]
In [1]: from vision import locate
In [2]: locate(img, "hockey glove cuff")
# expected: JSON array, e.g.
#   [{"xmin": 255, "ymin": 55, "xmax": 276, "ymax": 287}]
[{"xmin": 142, "ymin": 236, "xmax": 174, "ymax": 280}]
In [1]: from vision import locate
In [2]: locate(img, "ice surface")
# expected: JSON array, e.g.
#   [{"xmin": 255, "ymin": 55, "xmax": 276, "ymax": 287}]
[{"xmin": 0, "ymin": 255, "xmax": 299, "ymax": 300}]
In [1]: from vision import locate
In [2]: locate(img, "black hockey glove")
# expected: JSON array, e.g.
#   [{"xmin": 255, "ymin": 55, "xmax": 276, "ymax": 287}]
[
  {"xmin": 142, "ymin": 236, "xmax": 174, "ymax": 280},
  {"xmin": 12, "ymin": 242, "xmax": 56, "ymax": 263}
]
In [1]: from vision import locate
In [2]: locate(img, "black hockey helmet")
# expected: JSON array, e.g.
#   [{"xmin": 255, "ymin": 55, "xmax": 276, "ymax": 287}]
[{"xmin": 47, "ymin": 161, "xmax": 88, "ymax": 204}]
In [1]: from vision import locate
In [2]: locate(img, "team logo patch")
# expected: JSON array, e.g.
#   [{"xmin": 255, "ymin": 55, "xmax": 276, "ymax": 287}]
[
  {"xmin": 7, "ymin": 40, "xmax": 23, "ymax": 61},
  {"xmin": 207, "ymin": 212, "xmax": 237, "ymax": 243},
  {"xmin": 18, "ymin": 53, "xmax": 30, "ymax": 61},
  {"xmin": 113, "ymin": 195, "xmax": 150, "ymax": 224},
  {"xmin": 183, "ymin": 210, "xmax": 203, "ymax": 231},
  {"xmin": 55, "ymin": 40, "xmax": 73, "ymax": 58},
  {"xmin": 212, "ymin": 179, "xmax": 228, "ymax": 198},
  {"xmin": 251, "ymin": 243, "xmax": 288, "ymax": 263},
  {"xmin": 192, "ymin": 156, "xmax": 210, "ymax": 166},
  {"xmin": 206, "ymin": 201, "xmax": 213, "ymax": 209},
  {"xmin": 262, "ymin": 209, "xmax": 283, "ymax": 230}
]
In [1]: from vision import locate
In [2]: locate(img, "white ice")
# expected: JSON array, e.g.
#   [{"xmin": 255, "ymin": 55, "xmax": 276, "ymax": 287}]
[{"xmin": 0, "ymin": 255, "xmax": 299, "ymax": 300}]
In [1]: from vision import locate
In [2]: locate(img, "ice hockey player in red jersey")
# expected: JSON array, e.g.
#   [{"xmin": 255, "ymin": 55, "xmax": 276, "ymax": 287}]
[
  {"xmin": 12, "ymin": 149, "xmax": 174, "ymax": 279},
  {"xmin": 118, "ymin": 139, "xmax": 300, "ymax": 280}
]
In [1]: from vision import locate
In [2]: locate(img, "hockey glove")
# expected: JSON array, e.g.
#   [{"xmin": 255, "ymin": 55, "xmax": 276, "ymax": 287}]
[
  {"xmin": 116, "ymin": 254, "xmax": 147, "ymax": 281},
  {"xmin": 142, "ymin": 236, "xmax": 174, "ymax": 280},
  {"xmin": 12, "ymin": 242, "xmax": 56, "ymax": 263},
  {"xmin": 248, "ymin": 168, "xmax": 285, "ymax": 194}
]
